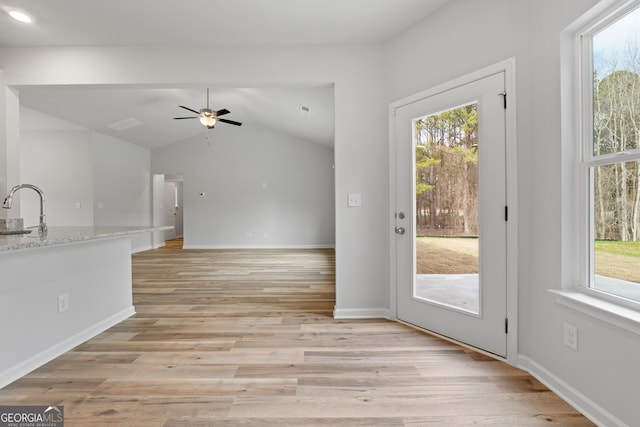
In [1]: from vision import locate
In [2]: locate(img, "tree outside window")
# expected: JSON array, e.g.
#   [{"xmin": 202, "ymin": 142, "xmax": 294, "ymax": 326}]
[{"xmin": 588, "ymin": 4, "xmax": 640, "ymax": 302}]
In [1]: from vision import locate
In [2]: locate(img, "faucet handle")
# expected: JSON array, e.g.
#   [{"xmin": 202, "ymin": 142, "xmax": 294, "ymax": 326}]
[{"xmin": 2, "ymin": 196, "xmax": 12, "ymax": 209}]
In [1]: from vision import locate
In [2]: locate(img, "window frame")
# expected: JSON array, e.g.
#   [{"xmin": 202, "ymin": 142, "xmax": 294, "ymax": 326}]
[{"xmin": 576, "ymin": 0, "xmax": 640, "ymax": 311}]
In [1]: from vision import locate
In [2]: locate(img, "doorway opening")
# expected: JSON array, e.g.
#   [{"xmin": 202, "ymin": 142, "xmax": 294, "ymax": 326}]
[
  {"xmin": 391, "ymin": 59, "xmax": 518, "ymax": 360},
  {"xmin": 152, "ymin": 173, "xmax": 184, "ymax": 249},
  {"xmin": 164, "ymin": 174, "xmax": 184, "ymax": 241}
]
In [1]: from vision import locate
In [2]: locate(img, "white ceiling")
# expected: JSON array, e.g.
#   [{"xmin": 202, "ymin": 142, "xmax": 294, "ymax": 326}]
[
  {"xmin": 18, "ymin": 86, "xmax": 337, "ymax": 149},
  {"xmin": 2, "ymin": 0, "xmax": 451, "ymax": 149},
  {"xmin": 0, "ymin": 0, "xmax": 450, "ymax": 47}
]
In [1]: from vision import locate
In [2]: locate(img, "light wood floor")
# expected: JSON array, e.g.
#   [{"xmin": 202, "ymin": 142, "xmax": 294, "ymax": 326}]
[{"xmin": 0, "ymin": 239, "xmax": 594, "ymax": 426}]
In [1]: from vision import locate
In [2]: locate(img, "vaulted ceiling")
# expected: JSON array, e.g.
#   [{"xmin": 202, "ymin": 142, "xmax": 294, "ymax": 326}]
[
  {"xmin": 2, "ymin": 0, "xmax": 451, "ymax": 149},
  {"xmin": 18, "ymin": 86, "xmax": 337, "ymax": 149}
]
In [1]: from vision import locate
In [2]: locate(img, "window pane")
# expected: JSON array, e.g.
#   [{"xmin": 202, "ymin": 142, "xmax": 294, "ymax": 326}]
[
  {"xmin": 413, "ymin": 103, "xmax": 479, "ymax": 314},
  {"xmin": 592, "ymin": 161, "xmax": 640, "ymax": 302},
  {"xmin": 592, "ymin": 6, "xmax": 640, "ymax": 156}
]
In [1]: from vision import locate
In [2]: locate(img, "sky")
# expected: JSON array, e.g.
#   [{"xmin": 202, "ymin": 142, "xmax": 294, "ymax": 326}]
[{"xmin": 593, "ymin": 5, "xmax": 640, "ymax": 76}]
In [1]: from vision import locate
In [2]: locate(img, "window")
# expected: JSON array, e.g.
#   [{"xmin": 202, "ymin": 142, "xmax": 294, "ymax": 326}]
[{"xmin": 580, "ymin": 2, "xmax": 640, "ymax": 305}]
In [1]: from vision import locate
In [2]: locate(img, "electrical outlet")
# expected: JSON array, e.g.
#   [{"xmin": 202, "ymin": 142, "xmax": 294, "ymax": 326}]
[
  {"xmin": 58, "ymin": 294, "xmax": 69, "ymax": 313},
  {"xmin": 563, "ymin": 323, "xmax": 578, "ymax": 351}
]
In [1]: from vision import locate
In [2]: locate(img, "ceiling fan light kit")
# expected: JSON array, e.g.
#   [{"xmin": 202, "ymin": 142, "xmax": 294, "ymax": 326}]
[
  {"xmin": 173, "ymin": 89, "xmax": 242, "ymax": 129},
  {"xmin": 198, "ymin": 110, "xmax": 217, "ymax": 127}
]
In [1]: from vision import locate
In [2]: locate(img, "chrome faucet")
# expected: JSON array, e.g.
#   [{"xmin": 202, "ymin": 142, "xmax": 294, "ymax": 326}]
[{"xmin": 2, "ymin": 184, "xmax": 48, "ymax": 235}]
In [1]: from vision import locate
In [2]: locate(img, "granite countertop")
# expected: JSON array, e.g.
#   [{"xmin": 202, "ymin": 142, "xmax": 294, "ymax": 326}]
[{"xmin": 0, "ymin": 226, "xmax": 168, "ymax": 253}]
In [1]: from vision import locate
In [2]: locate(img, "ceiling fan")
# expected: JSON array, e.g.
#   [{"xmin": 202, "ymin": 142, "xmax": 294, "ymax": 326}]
[{"xmin": 173, "ymin": 89, "xmax": 242, "ymax": 129}]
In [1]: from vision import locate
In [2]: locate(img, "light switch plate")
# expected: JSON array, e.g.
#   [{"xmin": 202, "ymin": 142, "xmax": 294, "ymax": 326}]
[{"xmin": 347, "ymin": 193, "xmax": 362, "ymax": 207}]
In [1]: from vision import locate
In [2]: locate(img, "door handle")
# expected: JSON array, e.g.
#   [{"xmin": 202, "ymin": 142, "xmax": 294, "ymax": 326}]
[{"xmin": 395, "ymin": 227, "xmax": 405, "ymax": 235}]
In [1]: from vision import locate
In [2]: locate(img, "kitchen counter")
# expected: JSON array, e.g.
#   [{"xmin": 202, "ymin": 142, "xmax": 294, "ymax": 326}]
[
  {"xmin": 0, "ymin": 225, "xmax": 171, "ymax": 389},
  {"xmin": 0, "ymin": 226, "xmax": 167, "ymax": 253}
]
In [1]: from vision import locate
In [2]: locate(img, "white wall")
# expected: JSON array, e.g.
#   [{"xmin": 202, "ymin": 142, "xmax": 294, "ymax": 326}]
[
  {"xmin": 17, "ymin": 106, "xmax": 153, "ymax": 251},
  {"xmin": 152, "ymin": 122, "xmax": 335, "ymax": 248},
  {"xmin": 20, "ymin": 129, "xmax": 94, "ymax": 226},
  {"xmin": 92, "ymin": 132, "xmax": 151, "ymax": 227},
  {"xmin": 19, "ymin": 108, "xmax": 94, "ymax": 226},
  {"xmin": 151, "ymin": 174, "xmax": 166, "ymax": 247},
  {"xmin": 0, "ymin": 43, "xmax": 389, "ymax": 313},
  {"xmin": 384, "ymin": 0, "xmax": 634, "ymax": 425},
  {"xmin": 0, "ymin": 86, "xmax": 21, "ymax": 215},
  {"xmin": 92, "ymin": 132, "xmax": 153, "ymax": 251}
]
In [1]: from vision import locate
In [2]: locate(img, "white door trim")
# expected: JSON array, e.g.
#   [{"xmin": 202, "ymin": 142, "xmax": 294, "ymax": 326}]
[{"xmin": 388, "ymin": 57, "xmax": 518, "ymax": 365}]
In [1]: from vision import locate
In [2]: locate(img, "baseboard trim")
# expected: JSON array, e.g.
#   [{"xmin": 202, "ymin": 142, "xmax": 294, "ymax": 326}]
[
  {"xmin": 0, "ymin": 306, "xmax": 135, "ymax": 389},
  {"xmin": 518, "ymin": 355, "xmax": 627, "ymax": 427},
  {"xmin": 333, "ymin": 307, "xmax": 391, "ymax": 319},
  {"xmin": 132, "ymin": 244, "xmax": 155, "ymax": 253},
  {"xmin": 183, "ymin": 244, "xmax": 336, "ymax": 250}
]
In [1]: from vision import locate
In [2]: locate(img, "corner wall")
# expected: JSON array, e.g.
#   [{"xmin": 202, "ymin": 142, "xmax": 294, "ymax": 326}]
[
  {"xmin": 384, "ymin": 0, "xmax": 635, "ymax": 425},
  {"xmin": 18, "ymin": 106, "xmax": 153, "ymax": 251}
]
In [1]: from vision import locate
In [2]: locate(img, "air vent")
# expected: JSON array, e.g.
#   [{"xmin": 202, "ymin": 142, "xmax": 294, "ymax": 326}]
[{"xmin": 108, "ymin": 118, "xmax": 142, "ymax": 131}]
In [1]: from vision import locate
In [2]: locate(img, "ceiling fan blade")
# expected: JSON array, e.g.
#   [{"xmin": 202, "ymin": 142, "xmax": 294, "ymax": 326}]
[
  {"xmin": 215, "ymin": 108, "xmax": 230, "ymax": 117},
  {"xmin": 179, "ymin": 105, "xmax": 201, "ymax": 115},
  {"xmin": 173, "ymin": 116, "xmax": 198, "ymax": 120},
  {"xmin": 218, "ymin": 118, "xmax": 242, "ymax": 126}
]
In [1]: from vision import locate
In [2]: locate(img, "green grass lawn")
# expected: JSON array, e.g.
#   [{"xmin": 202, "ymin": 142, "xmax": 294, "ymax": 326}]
[
  {"xmin": 416, "ymin": 237, "xmax": 478, "ymax": 275},
  {"xmin": 594, "ymin": 240, "xmax": 640, "ymax": 283},
  {"xmin": 417, "ymin": 237, "xmax": 640, "ymax": 283},
  {"xmin": 594, "ymin": 240, "xmax": 640, "ymax": 258}
]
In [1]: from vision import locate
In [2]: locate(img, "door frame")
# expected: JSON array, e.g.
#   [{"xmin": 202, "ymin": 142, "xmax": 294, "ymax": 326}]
[{"xmin": 388, "ymin": 57, "xmax": 518, "ymax": 365}]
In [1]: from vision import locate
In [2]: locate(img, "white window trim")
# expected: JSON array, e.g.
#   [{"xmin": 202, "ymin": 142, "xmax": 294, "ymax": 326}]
[
  {"xmin": 550, "ymin": 290, "xmax": 640, "ymax": 336},
  {"xmin": 556, "ymin": 0, "xmax": 640, "ymax": 335}
]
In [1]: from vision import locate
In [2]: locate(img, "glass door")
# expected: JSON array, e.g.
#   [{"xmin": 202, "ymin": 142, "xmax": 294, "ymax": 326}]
[{"xmin": 395, "ymin": 72, "xmax": 507, "ymax": 356}]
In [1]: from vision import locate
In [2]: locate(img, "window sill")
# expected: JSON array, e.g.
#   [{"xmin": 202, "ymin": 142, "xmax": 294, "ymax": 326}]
[{"xmin": 549, "ymin": 288, "xmax": 640, "ymax": 336}]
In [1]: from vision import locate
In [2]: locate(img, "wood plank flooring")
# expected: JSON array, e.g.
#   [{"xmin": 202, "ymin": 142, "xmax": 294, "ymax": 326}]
[{"xmin": 0, "ymin": 239, "xmax": 594, "ymax": 426}]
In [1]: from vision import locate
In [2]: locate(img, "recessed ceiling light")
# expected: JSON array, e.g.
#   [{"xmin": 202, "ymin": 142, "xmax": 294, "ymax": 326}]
[{"xmin": 8, "ymin": 10, "xmax": 33, "ymax": 23}]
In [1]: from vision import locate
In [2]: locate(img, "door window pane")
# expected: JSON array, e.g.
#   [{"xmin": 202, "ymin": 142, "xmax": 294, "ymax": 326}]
[{"xmin": 413, "ymin": 102, "xmax": 479, "ymax": 314}]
